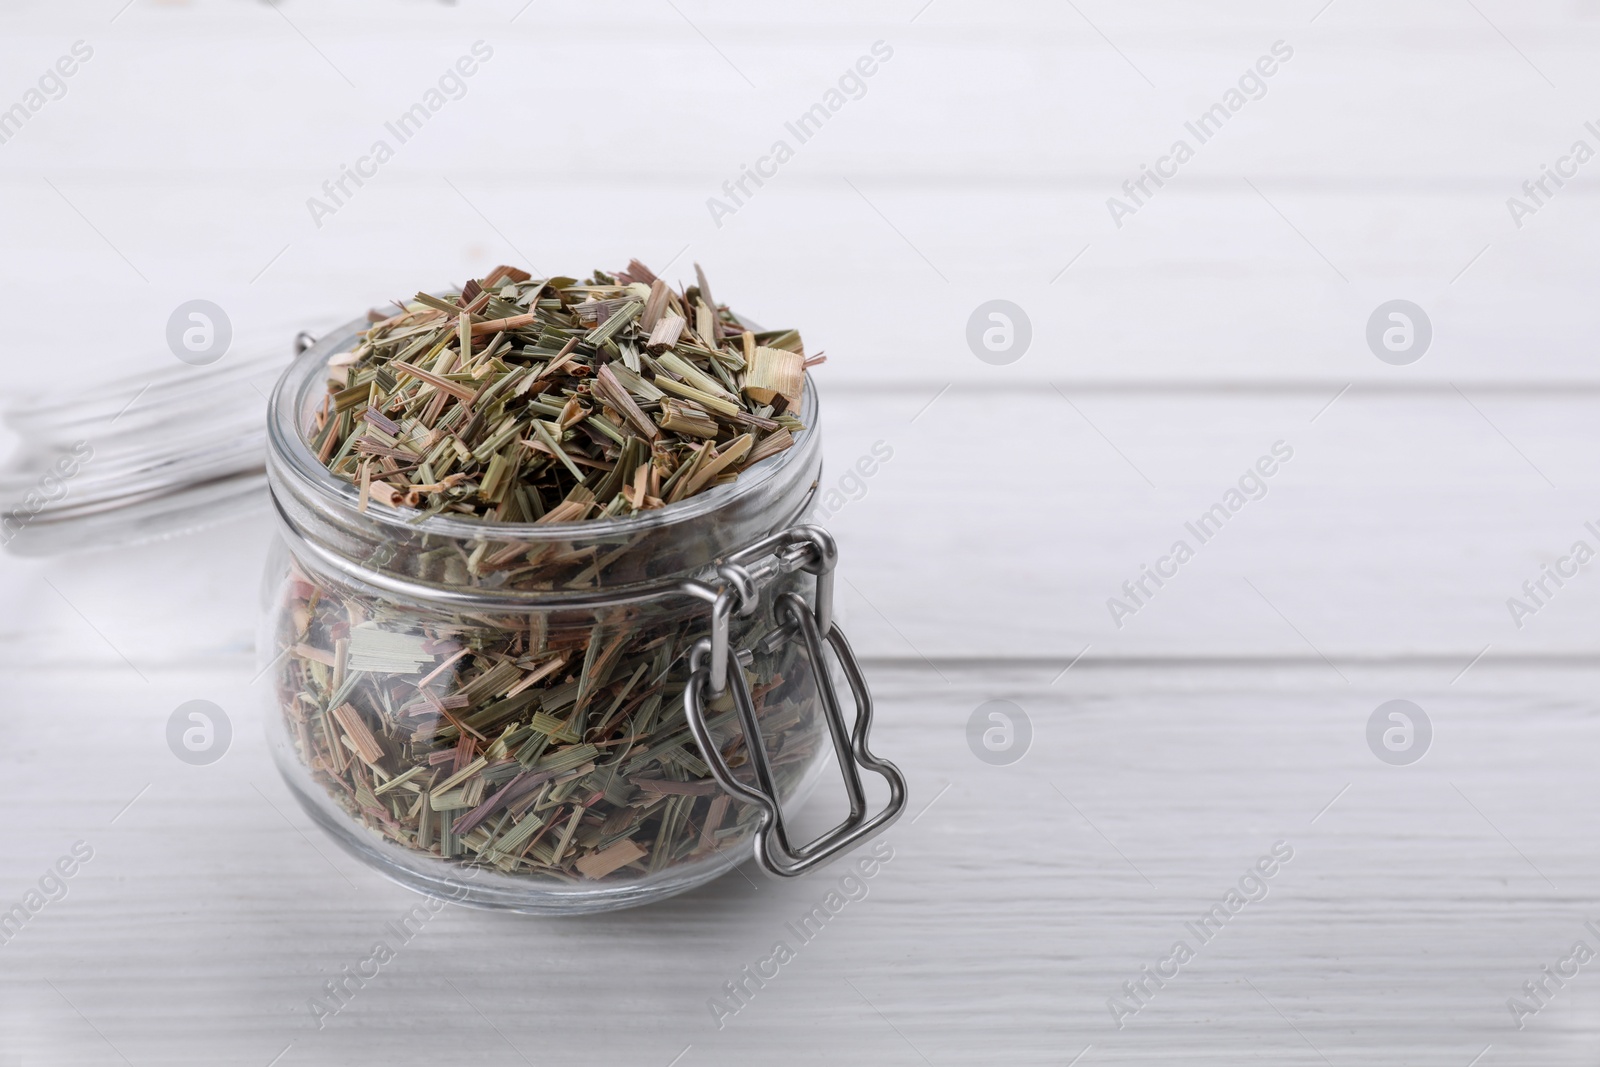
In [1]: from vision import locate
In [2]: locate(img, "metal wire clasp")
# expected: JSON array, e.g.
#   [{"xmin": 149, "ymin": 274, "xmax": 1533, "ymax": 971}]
[{"xmin": 683, "ymin": 524, "xmax": 907, "ymax": 878}]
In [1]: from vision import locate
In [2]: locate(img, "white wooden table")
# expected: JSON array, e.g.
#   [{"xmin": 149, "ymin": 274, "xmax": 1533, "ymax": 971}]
[{"xmin": 3, "ymin": 2, "xmax": 1600, "ymax": 1063}]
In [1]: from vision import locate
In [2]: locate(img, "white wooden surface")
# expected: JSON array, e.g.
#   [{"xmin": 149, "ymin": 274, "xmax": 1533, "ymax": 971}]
[{"xmin": 4, "ymin": 2, "xmax": 1600, "ymax": 1063}]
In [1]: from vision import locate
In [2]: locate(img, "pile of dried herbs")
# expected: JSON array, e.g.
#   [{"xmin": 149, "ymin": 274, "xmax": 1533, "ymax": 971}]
[
  {"xmin": 275, "ymin": 571, "xmax": 823, "ymax": 884},
  {"xmin": 274, "ymin": 261, "xmax": 828, "ymax": 888},
  {"xmin": 309, "ymin": 260, "xmax": 819, "ymax": 523}
]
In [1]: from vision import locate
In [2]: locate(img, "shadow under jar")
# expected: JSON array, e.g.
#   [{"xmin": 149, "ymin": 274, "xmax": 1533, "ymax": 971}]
[{"xmin": 260, "ymin": 318, "xmax": 905, "ymax": 913}]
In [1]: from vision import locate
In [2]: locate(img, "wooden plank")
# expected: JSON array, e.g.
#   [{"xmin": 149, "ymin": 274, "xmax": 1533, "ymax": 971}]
[
  {"xmin": 1, "ymin": 663, "xmax": 1596, "ymax": 1064},
  {"xmin": 2, "ymin": 10, "xmax": 1596, "ymax": 184},
  {"xmin": 7, "ymin": 391, "xmax": 1600, "ymax": 669},
  {"xmin": 825, "ymin": 387, "xmax": 1600, "ymax": 663},
  {"xmin": 2, "ymin": 181, "xmax": 1599, "ymax": 392}
]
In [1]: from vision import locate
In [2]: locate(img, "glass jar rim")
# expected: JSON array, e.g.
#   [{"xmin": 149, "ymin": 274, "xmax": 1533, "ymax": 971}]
[{"xmin": 266, "ymin": 311, "xmax": 820, "ymax": 546}]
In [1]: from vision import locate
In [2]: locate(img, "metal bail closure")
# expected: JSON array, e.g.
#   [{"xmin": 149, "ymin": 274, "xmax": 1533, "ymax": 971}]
[{"xmin": 684, "ymin": 527, "xmax": 906, "ymax": 878}]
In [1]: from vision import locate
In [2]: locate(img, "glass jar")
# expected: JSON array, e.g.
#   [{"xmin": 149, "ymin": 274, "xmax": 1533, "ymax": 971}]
[{"xmin": 260, "ymin": 315, "xmax": 905, "ymax": 913}]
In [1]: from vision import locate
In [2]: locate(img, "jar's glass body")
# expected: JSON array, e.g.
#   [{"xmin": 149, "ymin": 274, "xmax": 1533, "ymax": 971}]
[{"xmin": 261, "ymin": 319, "xmax": 830, "ymax": 913}]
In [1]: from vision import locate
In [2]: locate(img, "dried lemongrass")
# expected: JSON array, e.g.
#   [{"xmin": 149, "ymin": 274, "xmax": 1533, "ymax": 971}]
[
  {"xmin": 274, "ymin": 568, "xmax": 826, "ymax": 883},
  {"xmin": 314, "ymin": 261, "xmax": 810, "ymax": 523},
  {"xmin": 743, "ymin": 346, "xmax": 803, "ymax": 406},
  {"xmin": 274, "ymin": 260, "xmax": 832, "ymax": 888}
]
